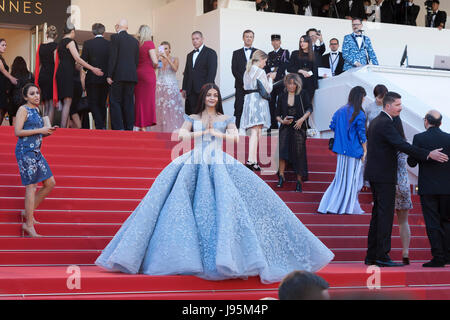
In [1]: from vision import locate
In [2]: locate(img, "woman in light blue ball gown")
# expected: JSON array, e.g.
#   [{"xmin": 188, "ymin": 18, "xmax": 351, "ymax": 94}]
[{"xmin": 96, "ymin": 83, "xmax": 334, "ymax": 284}]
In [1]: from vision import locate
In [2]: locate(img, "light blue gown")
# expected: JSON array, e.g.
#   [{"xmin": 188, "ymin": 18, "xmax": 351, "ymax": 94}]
[{"xmin": 95, "ymin": 115, "xmax": 334, "ymax": 284}]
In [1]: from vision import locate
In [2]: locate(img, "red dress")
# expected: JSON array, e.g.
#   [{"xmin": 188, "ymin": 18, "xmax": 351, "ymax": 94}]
[{"xmin": 134, "ymin": 41, "xmax": 157, "ymax": 128}]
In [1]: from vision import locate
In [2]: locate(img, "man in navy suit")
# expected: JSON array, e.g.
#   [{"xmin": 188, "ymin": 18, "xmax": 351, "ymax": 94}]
[
  {"xmin": 81, "ymin": 23, "xmax": 110, "ymax": 130},
  {"xmin": 182, "ymin": 31, "xmax": 218, "ymax": 115},
  {"xmin": 232, "ymin": 30, "xmax": 258, "ymax": 129},
  {"xmin": 408, "ymin": 110, "xmax": 450, "ymax": 267},
  {"xmin": 107, "ymin": 19, "xmax": 140, "ymax": 131}
]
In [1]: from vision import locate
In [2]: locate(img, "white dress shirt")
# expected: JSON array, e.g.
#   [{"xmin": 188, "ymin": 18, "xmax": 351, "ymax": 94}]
[
  {"xmin": 329, "ymin": 51, "xmax": 340, "ymax": 75},
  {"xmin": 193, "ymin": 44, "xmax": 204, "ymax": 67},
  {"xmin": 244, "ymin": 46, "xmax": 252, "ymax": 61}
]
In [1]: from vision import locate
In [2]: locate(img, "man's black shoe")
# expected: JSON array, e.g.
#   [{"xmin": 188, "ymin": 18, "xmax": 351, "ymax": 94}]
[
  {"xmin": 364, "ymin": 258, "xmax": 376, "ymax": 265},
  {"xmin": 375, "ymin": 259, "xmax": 404, "ymax": 267},
  {"xmin": 422, "ymin": 259, "xmax": 445, "ymax": 268}
]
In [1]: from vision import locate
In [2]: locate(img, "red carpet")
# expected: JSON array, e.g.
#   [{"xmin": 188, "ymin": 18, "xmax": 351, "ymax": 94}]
[{"xmin": 0, "ymin": 126, "xmax": 449, "ymax": 300}]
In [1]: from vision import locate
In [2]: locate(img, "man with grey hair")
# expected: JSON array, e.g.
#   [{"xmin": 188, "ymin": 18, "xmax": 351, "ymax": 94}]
[
  {"xmin": 408, "ymin": 110, "xmax": 450, "ymax": 268},
  {"xmin": 81, "ymin": 23, "xmax": 110, "ymax": 129},
  {"xmin": 107, "ymin": 19, "xmax": 139, "ymax": 130}
]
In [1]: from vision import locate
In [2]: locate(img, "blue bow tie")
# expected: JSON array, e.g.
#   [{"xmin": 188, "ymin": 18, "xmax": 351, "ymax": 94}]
[{"xmin": 245, "ymin": 47, "xmax": 252, "ymax": 51}]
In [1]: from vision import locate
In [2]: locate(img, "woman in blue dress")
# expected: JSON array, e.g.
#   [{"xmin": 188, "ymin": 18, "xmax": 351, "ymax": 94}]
[
  {"xmin": 15, "ymin": 83, "xmax": 57, "ymax": 237},
  {"xmin": 96, "ymin": 83, "xmax": 334, "ymax": 284}
]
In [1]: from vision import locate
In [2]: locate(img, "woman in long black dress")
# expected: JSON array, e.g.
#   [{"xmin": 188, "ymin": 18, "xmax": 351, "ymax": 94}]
[
  {"xmin": 287, "ymin": 35, "xmax": 318, "ymax": 101},
  {"xmin": 276, "ymin": 73, "xmax": 312, "ymax": 192},
  {"xmin": 8, "ymin": 56, "xmax": 35, "ymax": 125},
  {"xmin": 36, "ymin": 25, "xmax": 58, "ymax": 125},
  {"xmin": 0, "ymin": 38, "xmax": 18, "ymax": 124},
  {"xmin": 56, "ymin": 25, "xmax": 103, "ymax": 128}
]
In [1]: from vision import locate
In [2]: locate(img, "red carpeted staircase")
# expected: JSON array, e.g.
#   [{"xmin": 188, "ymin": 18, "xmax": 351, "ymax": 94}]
[{"xmin": 0, "ymin": 126, "xmax": 449, "ymax": 300}]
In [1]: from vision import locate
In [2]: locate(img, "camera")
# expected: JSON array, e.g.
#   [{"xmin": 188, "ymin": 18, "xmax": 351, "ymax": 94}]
[{"xmin": 424, "ymin": 0, "xmax": 433, "ymax": 11}]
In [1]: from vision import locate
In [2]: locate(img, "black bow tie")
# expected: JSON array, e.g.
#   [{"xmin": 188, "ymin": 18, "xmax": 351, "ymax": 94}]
[
  {"xmin": 355, "ymin": 35, "xmax": 362, "ymax": 38},
  {"xmin": 194, "ymin": 49, "xmax": 199, "ymax": 53},
  {"xmin": 331, "ymin": 52, "xmax": 338, "ymax": 55},
  {"xmin": 245, "ymin": 48, "xmax": 252, "ymax": 51}
]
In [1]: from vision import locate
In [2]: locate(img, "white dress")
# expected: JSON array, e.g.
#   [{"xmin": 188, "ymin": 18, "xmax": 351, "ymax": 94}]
[{"xmin": 239, "ymin": 65, "xmax": 272, "ymax": 135}]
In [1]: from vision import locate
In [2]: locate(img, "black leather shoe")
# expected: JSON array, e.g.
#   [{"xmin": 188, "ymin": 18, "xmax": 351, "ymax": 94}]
[
  {"xmin": 245, "ymin": 161, "xmax": 255, "ymax": 171},
  {"xmin": 422, "ymin": 259, "xmax": 445, "ymax": 268},
  {"xmin": 375, "ymin": 259, "xmax": 404, "ymax": 267},
  {"xmin": 402, "ymin": 257, "xmax": 410, "ymax": 265},
  {"xmin": 277, "ymin": 175, "xmax": 285, "ymax": 188},
  {"xmin": 295, "ymin": 181, "xmax": 302, "ymax": 192},
  {"xmin": 364, "ymin": 258, "xmax": 376, "ymax": 265},
  {"xmin": 253, "ymin": 163, "xmax": 261, "ymax": 171}
]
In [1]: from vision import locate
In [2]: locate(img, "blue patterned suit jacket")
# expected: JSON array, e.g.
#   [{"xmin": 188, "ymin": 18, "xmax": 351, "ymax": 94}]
[{"xmin": 342, "ymin": 33, "xmax": 379, "ymax": 71}]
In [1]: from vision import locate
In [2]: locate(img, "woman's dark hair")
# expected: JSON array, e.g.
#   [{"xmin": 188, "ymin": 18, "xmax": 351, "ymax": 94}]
[
  {"xmin": 194, "ymin": 83, "xmax": 224, "ymax": 115},
  {"xmin": 22, "ymin": 83, "xmax": 39, "ymax": 98},
  {"xmin": 0, "ymin": 39, "xmax": 6, "ymax": 64},
  {"xmin": 348, "ymin": 86, "xmax": 366, "ymax": 124},
  {"xmin": 373, "ymin": 84, "xmax": 388, "ymax": 98},
  {"xmin": 278, "ymin": 271, "xmax": 329, "ymax": 300},
  {"xmin": 298, "ymin": 35, "xmax": 314, "ymax": 61},
  {"xmin": 63, "ymin": 24, "xmax": 76, "ymax": 35},
  {"xmin": 11, "ymin": 56, "xmax": 30, "ymax": 79}
]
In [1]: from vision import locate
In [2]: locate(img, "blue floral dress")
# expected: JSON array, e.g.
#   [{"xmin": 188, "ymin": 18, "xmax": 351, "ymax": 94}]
[
  {"xmin": 15, "ymin": 106, "xmax": 53, "ymax": 186},
  {"xmin": 96, "ymin": 114, "xmax": 334, "ymax": 284}
]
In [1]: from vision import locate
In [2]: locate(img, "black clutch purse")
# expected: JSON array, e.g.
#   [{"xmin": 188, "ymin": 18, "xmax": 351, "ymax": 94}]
[
  {"xmin": 257, "ymin": 79, "xmax": 271, "ymax": 101},
  {"xmin": 328, "ymin": 138, "xmax": 334, "ymax": 151}
]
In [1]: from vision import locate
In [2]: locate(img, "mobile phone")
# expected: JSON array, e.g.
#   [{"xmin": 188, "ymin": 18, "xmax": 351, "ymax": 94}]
[{"xmin": 158, "ymin": 45, "xmax": 165, "ymax": 53}]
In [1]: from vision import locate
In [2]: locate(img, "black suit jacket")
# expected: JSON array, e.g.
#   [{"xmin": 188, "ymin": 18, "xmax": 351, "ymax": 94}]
[
  {"xmin": 232, "ymin": 47, "xmax": 257, "ymax": 89},
  {"xmin": 395, "ymin": 1, "xmax": 420, "ymax": 25},
  {"xmin": 364, "ymin": 112, "xmax": 429, "ymax": 184},
  {"xmin": 321, "ymin": 52, "xmax": 344, "ymax": 76},
  {"xmin": 81, "ymin": 36, "xmax": 110, "ymax": 84},
  {"xmin": 380, "ymin": 0, "xmax": 396, "ymax": 23},
  {"xmin": 336, "ymin": 0, "xmax": 365, "ymax": 19},
  {"xmin": 407, "ymin": 127, "xmax": 450, "ymax": 195},
  {"xmin": 107, "ymin": 31, "xmax": 139, "ymax": 82},
  {"xmin": 182, "ymin": 46, "xmax": 218, "ymax": 95},
  {"xmin": 429, "ymin": 10, "xmax": 447, "ymax": 28},
  {"xmin": 276, "ymin": 90, "xmax": 313, "ymax": 130}
]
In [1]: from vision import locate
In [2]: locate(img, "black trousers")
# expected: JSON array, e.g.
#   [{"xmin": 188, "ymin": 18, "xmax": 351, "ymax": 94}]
[
  {"xmin": 87, "ymin": 82, "xmax": 109, "ymax": 130},
  {"xmin": 420, "ymin": 194, "xmax": 450, "ymax": 262},
  {"xmin": 234, "ymin": 86, "xmax": 245, "ymax": 129},
  {"xmin": 109, "ymin": 81, "xmax": 135, "ymax": 131},
  {"xmin": 366, "ymin": 182, "xmax": 396, "ymax": 261},
  {"xmin": 185, "ymin": 92, "xmax": 199, "ymax": 115}
]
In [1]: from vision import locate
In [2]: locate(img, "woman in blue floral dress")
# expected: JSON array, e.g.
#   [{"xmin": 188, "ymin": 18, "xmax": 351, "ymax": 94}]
[{"xmin": 15, "ymin": 83, "xmax": 57, "ymax": 237}]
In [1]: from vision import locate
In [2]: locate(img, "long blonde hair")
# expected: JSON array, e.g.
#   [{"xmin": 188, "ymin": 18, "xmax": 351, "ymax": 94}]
[
  {"xmin": 246, "ymin": 49, "xmax": 268, "ymax": 73},
  {"xmin": 136, "ymin": 25, "xmax": 152, "ymax": 45}
]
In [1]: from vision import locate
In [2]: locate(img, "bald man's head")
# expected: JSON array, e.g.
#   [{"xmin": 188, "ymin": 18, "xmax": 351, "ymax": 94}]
[
  {"xmin": 116, "ymin": 19, "xmax": 129, "ymax": 32},
  {"xmin": 425, "ymin": 110, "xmax": 442, "ymax": 128}
]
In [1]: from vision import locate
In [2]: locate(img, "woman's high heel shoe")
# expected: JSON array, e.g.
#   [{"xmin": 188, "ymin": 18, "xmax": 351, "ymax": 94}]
[
  {"xmin": 295, "ymin": 181, "xmax": 303, "ymax": 192},
  {"xmin": 245, "ymin": 161, "xmax": 255, "ymax": 171},
  {"xmin": 22, "ymin": 224, "xmax": 41, "ymax": 238},
  {"xmin": 277, "ymin": 175, "xmax": 285, "ymax": 188},
  {"xmin": 252, "ymin": 163, "xmax": 261, "ymax": 171}
]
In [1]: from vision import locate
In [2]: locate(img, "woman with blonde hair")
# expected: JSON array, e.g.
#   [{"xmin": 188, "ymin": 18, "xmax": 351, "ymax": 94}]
[
  {"xmin": 134, "ymin": 24, "xmax": 159, "ymax": 131},
  {"xmin": 276, "ymin": 73, "xmax": 312, "ymax": 192},
  {"xmin": 240, "ymin": 49, "xmax": 276, "ymax": 171}
]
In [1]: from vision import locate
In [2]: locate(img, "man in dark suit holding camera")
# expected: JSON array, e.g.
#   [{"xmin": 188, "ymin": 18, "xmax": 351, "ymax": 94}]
[
  {"xmin": 81, "ymin": 23, "xmax": 110, "ymax": 130},
  {"xmin": 107, "ymin": 19, "xmax": 140, "ymax": 131},
  {"xmin": 182, "ymin": 31, "xmax": 218, "ymax": 115},
  {"xmin": 364, "ymin": 92, "xmax": 448, "ymax": 267},
  {"xmin": 408, "ymin": 110, "xmax": 450, "ymax": 267}
]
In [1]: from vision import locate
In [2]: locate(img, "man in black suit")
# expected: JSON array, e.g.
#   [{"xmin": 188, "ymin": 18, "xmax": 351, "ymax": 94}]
[
  {"xmin": 232, "ymin": 30, "xmax": 257, "ymax": 129},
  {"xmin": 306, "ymin": 28, "xmax": 325, "ymax": 61},
  {"xmin": 107, "ymin": 19, "xmax": 140, "ymax": 131},
  {"xmin": 364, "ymin": 92, "xmax": 448, "ymax": 267},
  {"xmin": 321, "ymin": 38, "xmax": 344, "ymax": 76},
  {"xmin": 182, "ymin": 31, "xmax": 218, "ymax": 115},
  {"xmin": 264, "ymin": 34, "xmax": 290, "ymax": 130},
  {"xmin": 335, "ymin": 0, "xmax": 366, "ymax": 19},
  {"xmin": 407, "ymin": 110, "xmax": 450, "ymax": 267},
  {"xmin": 427, "ymin": 0, "xmax": 447, "ymax": 30},
  {"xmin": 395, "ymin": 0, "xmax": 420, "ymax": 25},
  {"xmin": 81, "ymin": 23, "xmax": 110, "ymax": 130}
]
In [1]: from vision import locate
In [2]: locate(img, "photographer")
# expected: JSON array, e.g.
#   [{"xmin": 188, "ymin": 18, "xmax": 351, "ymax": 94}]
[
  {"xmin": 426, "ymin": 0, "xmax": 446, "ymax": 30},
  {"xmin": 253, "ymin": 0, "xmax": 273, "ymax": 11}
]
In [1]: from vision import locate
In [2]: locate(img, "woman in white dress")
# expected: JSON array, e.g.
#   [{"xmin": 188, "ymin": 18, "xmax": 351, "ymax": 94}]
[
  {"xmin": 240, "ymin": 50, "xmax": 276, "ymax": 171},
  {"xmin": 152, "ymin": 41, "xmax": 185, "ymax": 132}
]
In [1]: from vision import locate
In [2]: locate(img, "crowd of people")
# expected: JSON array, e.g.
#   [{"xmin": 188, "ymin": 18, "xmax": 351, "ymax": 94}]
[{"xmin": 247, "ymin": 0, "xmax": 446, "ymax": 29}]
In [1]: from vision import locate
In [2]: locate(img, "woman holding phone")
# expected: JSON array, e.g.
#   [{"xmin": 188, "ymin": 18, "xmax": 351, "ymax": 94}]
[
  {"xmin": 276, "ymin": 74, "xmax": 312, "ymax": 192},
  {"xmin": 15, "ymin": 83, "xmax": 57, "ymax": 237}
]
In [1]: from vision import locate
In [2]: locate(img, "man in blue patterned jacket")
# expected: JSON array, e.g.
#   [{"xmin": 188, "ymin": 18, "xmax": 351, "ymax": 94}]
[{"xmin": 342, "ymin": 18, "xmax": 379, "ymax": 71}]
